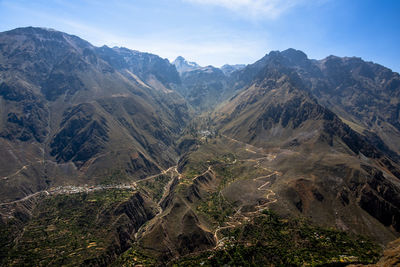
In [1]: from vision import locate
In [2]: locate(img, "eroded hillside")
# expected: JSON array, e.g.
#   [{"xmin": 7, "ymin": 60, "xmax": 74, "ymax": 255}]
[{"xmin": 1, "ymin": 27, "xmax": 400, "ymax": 266}]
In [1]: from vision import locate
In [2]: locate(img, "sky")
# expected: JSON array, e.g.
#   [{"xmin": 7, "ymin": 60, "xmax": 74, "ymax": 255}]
[{"xmin": 0, "ymin": 0, "xmax": 399, "ymax": 72}]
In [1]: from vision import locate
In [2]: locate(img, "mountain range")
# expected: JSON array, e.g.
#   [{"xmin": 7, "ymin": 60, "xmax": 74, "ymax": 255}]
[{"xmin": 0, "ymin": 27, "xmax": 400, "ymax": 266}]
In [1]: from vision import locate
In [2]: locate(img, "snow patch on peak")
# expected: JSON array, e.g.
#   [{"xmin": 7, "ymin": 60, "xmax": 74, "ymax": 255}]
[{"xmin": 173, "ymin": 56, "xmax": 201, "ymax": 74}]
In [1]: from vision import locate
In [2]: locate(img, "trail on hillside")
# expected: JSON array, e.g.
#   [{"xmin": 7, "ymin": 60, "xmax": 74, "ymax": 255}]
[
  {"xmin": 212, "ymin": 171, "xmax": 278, "ymax": 248},
  {"xmin": 1, "ymin": 159, "xmax": 56, "ymax": 180},
  {"xmin": 210, "ymin": 134, "xmax": 280, "ymax": 248}
]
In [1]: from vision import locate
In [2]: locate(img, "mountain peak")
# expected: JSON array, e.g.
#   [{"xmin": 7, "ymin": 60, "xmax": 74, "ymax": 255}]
[
  {"xmin": 281, "ymin": 48, "xmax": 308, "ymax": 60},
  {"xmin": 6, "ymin": 26, "xmax": 69, "ymax": 38},
  {"xmin": 174, "ymin": 56, "xmax": 185, "ymax": 62},
  {"xmin": 173, "ymin": 56, "xmax": 201, "ymax": 74},
  {"xmin": 221, "ymin": 64, "xmax": 246, "ymax": 75},
  {"xmin": 2, "ymin": 26, "xmax": 93, "ymax": 53}
]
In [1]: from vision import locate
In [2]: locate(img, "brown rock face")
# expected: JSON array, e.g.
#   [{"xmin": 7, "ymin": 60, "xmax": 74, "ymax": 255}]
[
  {"xmin": 375, "ymin": 238, "xmax": 400, "ymax": 267},
  {"xmin": 348, "ymin": 238, "xmax": 400, "ymax": 267}
]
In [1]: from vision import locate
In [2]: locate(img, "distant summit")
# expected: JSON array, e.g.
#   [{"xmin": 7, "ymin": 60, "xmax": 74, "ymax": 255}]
[
  {"xmin": 221, "ymin": 64, "xmax": 246, "ymax": 76},
  {"xmin": 173, "ymin": 56, "xmax": 201, "ymax": 74}
]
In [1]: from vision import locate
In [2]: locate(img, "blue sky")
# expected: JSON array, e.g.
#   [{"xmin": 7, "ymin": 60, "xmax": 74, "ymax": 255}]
[{"xmin": 0, "ymin": 0, "xmax": 399, "ymax": 72}]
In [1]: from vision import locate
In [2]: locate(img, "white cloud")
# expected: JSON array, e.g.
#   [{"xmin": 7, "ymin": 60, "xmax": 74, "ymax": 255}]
[
  {"xmin": 183, "ymin": 0, "xmax": 308, "ymax": 19},
  {"xmin": 126, "ymin": 38, "xmax": 267, "ymax": 67},
  {"xmin": 34, "ymin": 16, "xmax": 266, "ymax": 67},
  {"xmin": 91, "ymin": 31, "xmax": 269, "ymax": 67},
  {"xmin": 0, "ymin": 0, "xmax": 274, "ymax": 66}
]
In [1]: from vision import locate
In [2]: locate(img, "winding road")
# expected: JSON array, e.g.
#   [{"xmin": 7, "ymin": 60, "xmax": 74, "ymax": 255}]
[
  {"xmin": 2, "ymin": 133, "xmax": 280, "ymax": 257},
  {"xmin": 210, "ymin": 135, "xmax": 281, "ymax": 248}
]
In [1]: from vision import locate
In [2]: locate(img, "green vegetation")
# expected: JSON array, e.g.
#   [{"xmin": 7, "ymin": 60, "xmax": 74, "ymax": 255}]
[
  {"xmin": 213, "ymin": 165, "xmax": 235, "ymax": 190},
  {"xmin": 218, "ymin": 153, "xmax": 236, "ymax": 164},
  {"xmin": 139, "ymin": 174, "xmax": 171, "ymax": 202},
  {"xmin": 112, "ymin": 245, "xmax": 157, "ymax": 266},
  {"xmin": 173, "ymin": 210, "xmax": 381, "ymax": 266},
  {"xmin": 100, "ymin": 169, "xmax": 130, "ymax": 185},
  {"xmin": 2, "ymin": 189, "xmax": 136, "ymax": 266},
  {"xmin": 0, "ymin": 220, "xmax": 20, "ymax": 266},
  {"xmin": 197, "ymin": 192, "xmax": 234, "ymax": 225},
  {"xmin": 183, "ymin": 167, "xmax": 203, "ymax": 180}
]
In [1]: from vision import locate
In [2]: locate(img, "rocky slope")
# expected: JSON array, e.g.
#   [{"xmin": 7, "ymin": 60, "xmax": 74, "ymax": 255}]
[
  {"xmin": 180, "ymin": 65, "xmax": 228, "ymax": 112},
  {"xmin": 1, "ymin": 27, "xmax": 400, "ymax": 266},
  {"xmin": 0, "ymin": 27, "xmax": 189, "ymax": 203},
  {"xmin": 172, "ymin": 56, "xmax": 232, "ymax": 112},
  {"xmin": 213, "ymin": 60, "xmax": 400, "ymax": 244},
  {"xmin": 229, "ymin": 49, "xmax": 400, "ymax": 158}
]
